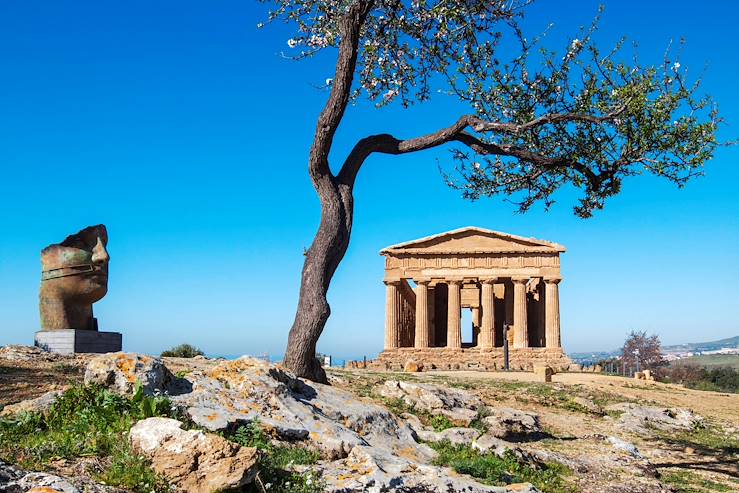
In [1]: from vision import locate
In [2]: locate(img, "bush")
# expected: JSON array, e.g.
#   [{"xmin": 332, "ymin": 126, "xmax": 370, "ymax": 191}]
[
  {"xmin": 0, "ymin": 383, "xmax": 175, "ymax": 492},
  {"xmin": 658, "ymin": 364, "xmax": 739, "ymax": 394},
  {"xmin": 161, "ymin": 343, "xmax": 204, "ymax": 358}
]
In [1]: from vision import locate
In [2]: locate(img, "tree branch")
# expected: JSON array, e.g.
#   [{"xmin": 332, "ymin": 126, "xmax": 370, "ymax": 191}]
[{"xmin": 337, "ymin": 112, "xmax": 604, "ymax": 187}]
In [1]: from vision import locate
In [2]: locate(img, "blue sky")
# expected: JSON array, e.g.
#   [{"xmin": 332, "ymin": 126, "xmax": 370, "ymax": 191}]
[{"xmin": 1, "ymin": 0, "xmax": 737, "ymax": 360}]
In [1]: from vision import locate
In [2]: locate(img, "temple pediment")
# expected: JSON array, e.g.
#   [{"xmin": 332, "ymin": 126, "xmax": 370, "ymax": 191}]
[{"xmin": 380, "ymin": 227, "xmax": 565, "ymax": 255}]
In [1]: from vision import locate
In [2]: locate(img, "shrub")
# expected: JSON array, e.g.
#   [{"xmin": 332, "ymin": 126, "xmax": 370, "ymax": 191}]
[{"xmin": 160, "ymin": 343, "xmax": 204, "ymax": 358}]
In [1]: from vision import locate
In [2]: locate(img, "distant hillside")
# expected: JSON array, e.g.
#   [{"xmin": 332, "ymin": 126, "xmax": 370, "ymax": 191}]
[{"xmin": 663, "ymin": 335, "xmax": 739, "ymax": 353}]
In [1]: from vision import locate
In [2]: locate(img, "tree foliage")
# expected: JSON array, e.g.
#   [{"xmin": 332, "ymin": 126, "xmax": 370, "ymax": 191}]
[
  {"xmin": 261, "ymin": 0, "xmax": 722, "ymax": 217},
  {"xmin": 621, "ymin": 330, "xmax": 666, "ymax": 371}
]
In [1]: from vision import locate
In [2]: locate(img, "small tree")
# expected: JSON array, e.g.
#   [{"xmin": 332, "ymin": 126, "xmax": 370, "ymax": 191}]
[
  {"xmin": 161, "ymin": 343, "xmax": 205, "ymax": 358},
  {"xmin": 621, "ymin": 330, "xmax": 665, "ymax": 372},
  {"xmin": 258, "ymin": 0, "xmax": 724, "ymax": 381}
]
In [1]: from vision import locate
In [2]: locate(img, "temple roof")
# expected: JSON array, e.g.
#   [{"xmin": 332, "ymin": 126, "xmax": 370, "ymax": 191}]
[{"xmin": 380, "ymin": 226, "xmax": 565, "ymax": 255}]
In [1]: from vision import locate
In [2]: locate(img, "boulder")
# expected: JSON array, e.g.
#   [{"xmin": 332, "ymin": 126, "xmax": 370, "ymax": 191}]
[
  {"xmin": 129, "ymin": 417, "xmax": 258, "ymax": 493},
  {"xmin": 605, "ymin": 403, "xmax": 703, "ymax": 434},
  {"xmin": 482, "ymin": 408, "xmax": 543, "ymax": 441},
  {"xmin": 0, "ymin": 390, "xmax": 63, "ymax": 417},
  {"xmin": 404, "ymin": 360, "xmax": 423, "ymax": 372},
  {"xmin": 84, "ymin": 353, "xmax": 175, "ymax": 395}
]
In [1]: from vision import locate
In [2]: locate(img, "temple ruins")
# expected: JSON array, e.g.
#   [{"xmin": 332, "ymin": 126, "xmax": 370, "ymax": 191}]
[{"xmin": 374, "ymin": 227, "xmax": 572, "ymax": 371}]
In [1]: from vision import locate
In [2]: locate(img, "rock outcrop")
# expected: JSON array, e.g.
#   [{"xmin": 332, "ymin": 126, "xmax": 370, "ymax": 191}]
[
  {"xmin": 89, "ymin": 355, "xmax": 539, "ymax": 493},
  {"xmin": 129, "ymin": 417, "xmax": 258, "ymax": 493},
  {"xmin": 606, "ymin": 403, "xmax": 703, "ymax": 434}
]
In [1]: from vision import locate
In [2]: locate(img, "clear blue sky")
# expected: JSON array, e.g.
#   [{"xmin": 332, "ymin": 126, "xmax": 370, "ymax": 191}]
[{"xmin": 1, "ymin": 1, "xmax": 737, "ymax": 359}]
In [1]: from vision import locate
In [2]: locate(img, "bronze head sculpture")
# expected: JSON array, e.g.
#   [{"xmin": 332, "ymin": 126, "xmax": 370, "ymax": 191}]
[{"xmin": 39, "ymin": 224, "xmax": 110, "ymax": 331}]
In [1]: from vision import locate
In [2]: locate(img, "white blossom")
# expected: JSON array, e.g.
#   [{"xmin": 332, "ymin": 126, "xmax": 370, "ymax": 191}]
[
  {"xmin": 325, "ymin": 78, "xmax": 333, "ymax": 86},
  {"xmin": 287, "ymin": 38, "xmax": 298, "ymax": 48},
  {"xmin": 672, "ymin": 62, "xmax": 681, "ymax": 71}
]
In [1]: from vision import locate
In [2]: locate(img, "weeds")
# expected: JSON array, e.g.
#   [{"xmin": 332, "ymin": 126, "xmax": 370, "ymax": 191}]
[
  {"xmin": 225, "ymin": 421, "xmax": 323, "ymax": 493},
  {"xmin": 0, "ymin": 383, "xmax": 175, "ymax": 492},
  {"xmin": 430, "ymin": 440, "xmax": 576, "ymax": 493}
]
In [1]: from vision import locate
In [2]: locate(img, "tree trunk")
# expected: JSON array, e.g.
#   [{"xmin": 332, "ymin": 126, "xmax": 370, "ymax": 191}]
[{"xmin": 283, "ymin": 176, "xmax": 354, "ymax": 383}]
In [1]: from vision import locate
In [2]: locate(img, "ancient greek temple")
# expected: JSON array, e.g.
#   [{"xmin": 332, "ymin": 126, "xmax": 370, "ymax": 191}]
[{"xmin": 375, "ymin": 227, "xmax": 572, "ymax": 371}]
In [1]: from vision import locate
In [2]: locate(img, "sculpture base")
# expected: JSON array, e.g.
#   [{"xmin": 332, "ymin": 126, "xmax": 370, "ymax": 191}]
[{"xmin": 34, "ymin": 329, "xmax": 122, "ymax": 355}]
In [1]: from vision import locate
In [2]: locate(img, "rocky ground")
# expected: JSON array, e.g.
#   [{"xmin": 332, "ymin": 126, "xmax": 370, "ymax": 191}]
[{"xmin": 1, "ymin": 345, "xmax": 738, "ymax": 493}]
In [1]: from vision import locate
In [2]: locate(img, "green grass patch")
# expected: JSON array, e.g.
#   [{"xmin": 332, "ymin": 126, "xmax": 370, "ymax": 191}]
[
  {"xmin": 661, "ymin": 470, "xmax": 734, "ymax": 492},
  {"xmin": 225, "ymin": 421, "xmax": 323, "ymax": 493},
  {"xmin": 0, "ymin": 383, "xmax": 175, "ymax": 492},
  {"xmin": 429, "ymin": 440, "xmax": 576, "ymax": 493}
]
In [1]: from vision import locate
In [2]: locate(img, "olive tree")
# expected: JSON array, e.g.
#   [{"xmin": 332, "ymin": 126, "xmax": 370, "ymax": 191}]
[{"xmin": 259, "ymin": 0, "xmax": 722, "ymax": 382}]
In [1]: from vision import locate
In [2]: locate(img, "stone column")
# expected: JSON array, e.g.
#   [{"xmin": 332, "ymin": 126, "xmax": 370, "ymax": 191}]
[
  {"xmin": 384, "ymin": 280, "xmax": 400, "ymax": 349},
  {"xmin": 446, "ymin": 281, "xmax": 462, "ymax": 348},
  {"xmin": 480, "ymin": 278, "xmax": 496, "ymax": 349},
  {"xmin": 544, "ymin": 277, "xmax": 562, "ymax": 349},
  {"xmin": 414, "ymin": 280, "xmax": 431, "ymax": 348},
  {"xmin": 512, "ymin": 277, "xmax": 529, "ymax": 349}
]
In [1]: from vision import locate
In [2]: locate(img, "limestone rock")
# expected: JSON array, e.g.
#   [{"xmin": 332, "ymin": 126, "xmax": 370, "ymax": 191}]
[
  {"xmin": 482, "ymin": 408, "xmax": 542, "ymax": 441},
  {"xmin": 403, "ymin": 360, "xmax": 423, "ymax": 372},
  {"xmin": 320, "ymin": 445, "xmax": 537, "ymax": 493},
  {"xmin": 84, "ymin": 353, "xmax": 175, "ymax": 395},
  {"xmin": 417, "ymin": 427, "xmax": 481, "ymax": 446},
  {"xmin": 606, "ymin": 436, "xmax": 642, "ymax": 458},
  {"xmin": 434, "ymin": 406, "xmax": 479, "ymax": 426},
  {"xmin": 169, "ymin": 358, "xmax": 424, "ymax": 461},
  {"xmin": 605, "ymin": 403, "xmax": 703, "ymax": 434},
  {"xmin": 377, "ymin": 380, "xmax": 483, "ymax": 417},
  {"xmin": 0, "ymin": 461, "xmax": 118, "ymax": 493},
  {"xmin": 0, "ymin": 390, "xmax": 63, "ymax": 417},
  {"xmin": 571, "ymin": 396, "xmax": 602, "ymax": 414},
  {"xmin": 129, "ymin": 417, "xmax": 258, "ymax": 493},
  {"xmin": 0, "ymin": 345, "xmax": 63, "ymax": 362}
]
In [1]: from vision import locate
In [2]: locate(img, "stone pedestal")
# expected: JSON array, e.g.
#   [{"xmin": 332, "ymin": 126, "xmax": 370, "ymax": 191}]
[{"xmin": 35, "ymin": 329, "xmax": 122, "ymax": 355}]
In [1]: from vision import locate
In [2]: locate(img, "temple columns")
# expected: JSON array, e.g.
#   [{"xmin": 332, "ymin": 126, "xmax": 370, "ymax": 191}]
[
  {"xmin": 512, "ymin": 277, "xmax": 529, "ymax": 349},
  {"xmin": 447, "ymin": 281, "xmax": 462, "ymax": 348},
  {"xmin": 480, "ymin": 278, "xmax": 496, "ymax": 349},
  {"xmin": 544, "ymin": 277, "xmax": 562, "ymax": 349},
  {"xmin": 384, "ymin": 280, "xmax": 400, "ymax": 349},
  {"xmin": 414, "ymin": 280, "xmax": 431, "ymax": 348}
]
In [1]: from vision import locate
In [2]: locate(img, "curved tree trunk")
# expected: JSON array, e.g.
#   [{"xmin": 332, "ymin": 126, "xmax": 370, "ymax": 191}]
[
  {"xmin": 283, "ymin": 178, "xmax": 353, "ymax": 383},
  {"xmin": 283, "ymin": 1, "xmax": 369, "ymax": 382}
]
